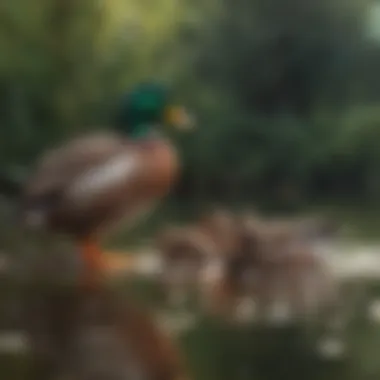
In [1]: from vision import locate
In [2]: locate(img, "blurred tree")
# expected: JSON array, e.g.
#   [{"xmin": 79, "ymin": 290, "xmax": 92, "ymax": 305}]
[
  {"xmin": 0, "ymin": 0, "xmax": 379, "ymax": 204},
  {"xmin": 0, "ymin": 0, "xmax": 187, "ymax": 166},
  {"xmin": 174, "ymin": 0, "xmax": 380, "ymax": 204}
]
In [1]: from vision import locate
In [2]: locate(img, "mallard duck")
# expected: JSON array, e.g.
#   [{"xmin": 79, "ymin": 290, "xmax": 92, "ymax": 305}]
[{"xmin": 20, "ymin": 82, "xmax": 193, "ymax": 286}]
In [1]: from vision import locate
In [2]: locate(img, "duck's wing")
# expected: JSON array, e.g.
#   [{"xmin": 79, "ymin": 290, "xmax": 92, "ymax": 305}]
[{"xmin": 22, "ymin": 133, "xmax": 141, "ymax": 214}]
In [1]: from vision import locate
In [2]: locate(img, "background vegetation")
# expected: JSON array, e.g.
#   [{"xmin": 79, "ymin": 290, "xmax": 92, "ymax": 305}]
[{"xmin": 1, "ymin": 0, "xmax": 380, "ymax": 209}]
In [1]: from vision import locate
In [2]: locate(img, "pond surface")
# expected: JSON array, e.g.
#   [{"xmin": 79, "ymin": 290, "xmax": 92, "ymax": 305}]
[{"xmin": 1, "ymin": 200, "xmax": 380, "ymax": 380}]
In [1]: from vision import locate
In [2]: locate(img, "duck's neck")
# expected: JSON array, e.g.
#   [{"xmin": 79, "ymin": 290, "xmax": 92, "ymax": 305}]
[{"xmin": 128, "ymin": 123, "xmax": 161, "ymax": 140}]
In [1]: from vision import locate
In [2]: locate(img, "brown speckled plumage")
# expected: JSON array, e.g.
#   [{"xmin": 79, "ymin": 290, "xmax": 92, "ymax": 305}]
[{"xmin": 21, "ymin": 132, "xmax": 179, "ymax": 239}]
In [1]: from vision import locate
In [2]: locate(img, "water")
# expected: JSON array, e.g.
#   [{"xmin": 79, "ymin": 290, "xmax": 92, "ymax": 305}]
[{"xmin": 1, "ymin": 200, "xmax": 380, "ymax": 380}]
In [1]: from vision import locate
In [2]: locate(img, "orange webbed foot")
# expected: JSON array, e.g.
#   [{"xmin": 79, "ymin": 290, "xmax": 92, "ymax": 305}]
[{"xmin": 80, "ymin": 238, "xmax": 104, "ymax": 288}]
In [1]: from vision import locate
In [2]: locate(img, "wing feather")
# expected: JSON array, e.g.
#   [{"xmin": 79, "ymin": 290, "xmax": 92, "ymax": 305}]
[
  {"xmin": 66, "ymin": 152, "xmax": 140, "ymax": 206},
  {"xmin": 24, "ymin": 132, "xmax": 127, "ymax": 199}
]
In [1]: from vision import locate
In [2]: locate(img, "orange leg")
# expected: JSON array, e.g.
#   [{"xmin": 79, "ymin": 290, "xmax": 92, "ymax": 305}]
[{"xmin": 80, "ymin": 237, "xmax": 104, "ymax": 288}]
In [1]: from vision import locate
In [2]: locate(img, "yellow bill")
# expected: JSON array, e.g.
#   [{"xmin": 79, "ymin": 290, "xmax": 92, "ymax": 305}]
[{"xmin": 164, "ymin": 106, "xmax": 195, "ymax": 130}]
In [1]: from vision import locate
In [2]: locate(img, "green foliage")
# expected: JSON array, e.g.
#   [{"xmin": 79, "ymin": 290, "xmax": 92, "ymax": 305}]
[
  {"xmin": 173, "ymin": 0, "xmax": 380, "ymax": 204},
  {"xmin": 0, "ymin": 0, "xmax": 185, "ymax": 165},
  {"xmin": 0, "ymin": 0, "xmax": 379, "ymax": 204}
]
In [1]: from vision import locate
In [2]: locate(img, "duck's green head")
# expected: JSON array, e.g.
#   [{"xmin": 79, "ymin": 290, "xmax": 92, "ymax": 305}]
[{"xmin": 114, "ymin": 83, "xmax": 194, "ymax": 138}]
